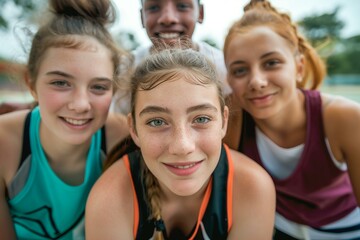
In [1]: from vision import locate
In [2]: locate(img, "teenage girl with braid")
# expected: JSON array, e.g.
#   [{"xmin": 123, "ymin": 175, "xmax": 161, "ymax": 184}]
[
  {"xmin": 223, "ymin": 0, "xmax": 360, "ymax": 239},
  {"xmin": 0, "ymin": 0, "xmax": 129, "ymax": 239},
  {"xmin": 85, "ymin": 48, "xmax": 275, "ymax": 239}
]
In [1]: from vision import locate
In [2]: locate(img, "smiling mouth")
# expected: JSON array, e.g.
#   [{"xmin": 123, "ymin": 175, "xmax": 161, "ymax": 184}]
[
  {"xmin": 164, "ymin": 160, "xmax": 203, "ymax": 176},
  {"xmin": 168, "ymin": 163, "xmax": 197, "ymax": 169},
  {"xmin": 157, "ymin": 32, "xmax": 181, "ymax": 39},
  {"xmin": 63, "ymin": 117, "xmax": 91, "ymax": 126}
]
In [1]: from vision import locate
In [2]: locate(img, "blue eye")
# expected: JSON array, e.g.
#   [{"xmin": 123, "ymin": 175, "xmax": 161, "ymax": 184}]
[
  {"xmin": 147, "ymin": 119, "xmax": 166, "ymax": 127},
  {"xmin": 194, "ymin": 116, "xmax": 210, "ymax": 124}
]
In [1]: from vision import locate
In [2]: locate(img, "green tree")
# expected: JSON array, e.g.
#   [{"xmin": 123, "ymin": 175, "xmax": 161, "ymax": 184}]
[
  {"xmin": 327, "ymin": 35, "xmax": 360, "ymax": 75},
  {"xmin": 298, "ymin": 6, "xmax": 344, "ymax": 47},
  {"xmin": 297, "ymin": 6, "xmax": 360, "ymax": 75}
]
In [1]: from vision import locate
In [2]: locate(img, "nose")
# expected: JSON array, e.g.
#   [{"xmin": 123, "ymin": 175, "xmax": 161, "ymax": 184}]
[
  {"xmin": 68, "ymin": 89, "xmax": 91, "ymax": 113},
  {"xmin": 158, "ymin": 4, "xmax": 179, "ymax": 26},
  {"xmin": 248, "ymin": 69, "xmax": 268, "ymax": 90},
  {"xmin": 168, "ymin": 125, "xmax": 195, "ymax": 156}
]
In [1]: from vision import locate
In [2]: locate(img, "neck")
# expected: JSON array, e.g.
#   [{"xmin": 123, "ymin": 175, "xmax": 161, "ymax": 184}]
[
  {"xmin": 255, "ymin": 89, "xmax": 306, "ymax": 147},
  {"xmin": 40, "ymin": 122, "xmax": 91, "ymax": 185}
]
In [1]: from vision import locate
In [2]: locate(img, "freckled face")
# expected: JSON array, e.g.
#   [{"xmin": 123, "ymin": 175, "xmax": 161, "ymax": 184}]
[
  {"xmin": 130, "ymin": 78, "xmax": 228, "ymax": 196},
  {"xmin": 225, "ymin": 26, "xmax": 303, "ymax": 119},
  {"xmin": 32, "ymin": 37, "xmax": 114, "ymax": 145}
]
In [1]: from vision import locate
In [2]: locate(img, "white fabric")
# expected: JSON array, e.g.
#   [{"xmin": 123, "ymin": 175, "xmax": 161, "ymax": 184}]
[
  {"xmin": 255, "ymin": 127, "xmax": 346, "ymax": 180},
  {"xmin": 255, "ymin": 127, "xmax": 357, "ymax": 239},
  {"xmin": 275, "ymin": 209, "xmax": 360, "ymax": 239}
]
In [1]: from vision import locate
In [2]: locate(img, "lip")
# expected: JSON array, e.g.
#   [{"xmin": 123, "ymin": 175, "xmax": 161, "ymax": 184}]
[
  {"xmin": 60, "ymin": 117, "xmax": 92, "ymax": 129},
  {"xmin": 155, "ymin": 31, "xmax": 184, "ymax": 39},
  {"xmin": 248, "ymin": 92, "xmax": 276, "ymax": 106},
  {"xmin": 163, "ymin": 160, "xmax": 203, "ymax": 177}
]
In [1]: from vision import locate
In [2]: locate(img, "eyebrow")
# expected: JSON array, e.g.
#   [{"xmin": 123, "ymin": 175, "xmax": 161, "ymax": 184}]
[
  {"xmin": 46, "ymin": 71, "xmax": 74, "ymax": 79},
  {"xmin": 229, "ymin": 51, "xmax": 279, "ymax": 66},
  {"xmin": 139, "ymin": 103, "xmax": 218, "ymax": 117},
  {"xmin": 186, "ymin": 104, "xmax": 218, "ymax": 114},
  {"xmin": 46, "ymin": 70, "xmax": 112, "ymax": 82},
  {"xmin": 139, "ymin": 106, "xmax": 169, "ymax": 117}
]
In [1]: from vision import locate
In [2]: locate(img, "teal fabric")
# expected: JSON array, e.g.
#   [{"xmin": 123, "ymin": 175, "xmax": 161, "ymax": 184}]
[{"xmin": 9, "ymin": 106, "xmax": 103, "ymax": 239}]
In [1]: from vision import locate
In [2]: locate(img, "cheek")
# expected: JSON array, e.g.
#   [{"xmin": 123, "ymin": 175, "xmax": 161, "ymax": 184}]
[
  {"xmin": 38, "ymin": 91, "xmax": 66, "ymax": 109},
  {"xmin": 92, "ymin": 94, "xmax": 113, "ymax": 112},
  {"xmin": 136, "ymin": 131, "xmax": 166, "ymax": 157},
  {"xmin": 228, "ymin": 77, "xmax": 245, "ymax": 90},
  {"xmin": 197, "ymin": 130, "xmax": 223, "ymax": 152}
]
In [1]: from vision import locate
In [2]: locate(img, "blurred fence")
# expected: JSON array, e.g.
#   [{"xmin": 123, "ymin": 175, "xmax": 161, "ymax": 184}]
[
  {"xmin": 322, "ymin": 74, "xmax": 360, "ymax": 102},
  {"xmin": 325, "ymin": 74, "xmax": 360, "ymax": 85}
]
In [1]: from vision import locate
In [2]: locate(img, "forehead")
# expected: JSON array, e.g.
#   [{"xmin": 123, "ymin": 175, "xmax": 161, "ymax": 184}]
[
  {"xmin": 135, "ymin": 78, "xmax": 219, "ymax": 111},
  {"xmin": 226, "ymin": 26, "xmax": 295, "ymax": 62},
  {"xmin": 141, "ymin": 0, "xmax": 199, "ymax": 5}
]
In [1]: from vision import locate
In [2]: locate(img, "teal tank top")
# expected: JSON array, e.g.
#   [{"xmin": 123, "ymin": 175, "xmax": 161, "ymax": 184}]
[{"xmin": 8, "ymin": 107, "xmax": 104, "ymax": 239}]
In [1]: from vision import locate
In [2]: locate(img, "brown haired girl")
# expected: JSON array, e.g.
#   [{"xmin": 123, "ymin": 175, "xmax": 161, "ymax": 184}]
[
  {"xmin": 85, "ymin": 48, "xmax": 275, "ymax": 239},
  {"xmin": 0, "ymin": 0, "xmax": 129, "ymax": 239}
]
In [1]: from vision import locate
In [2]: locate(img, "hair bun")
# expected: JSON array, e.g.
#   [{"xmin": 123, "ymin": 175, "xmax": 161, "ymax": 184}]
[{"xmin": 49, "ymin": 0, "xmax": 116, "ymax": 26}]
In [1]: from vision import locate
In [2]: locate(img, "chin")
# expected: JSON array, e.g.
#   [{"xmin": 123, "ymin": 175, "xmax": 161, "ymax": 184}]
[{"xmin": 171, "ymin": 182, "xmax": 204, "ymax": 197}]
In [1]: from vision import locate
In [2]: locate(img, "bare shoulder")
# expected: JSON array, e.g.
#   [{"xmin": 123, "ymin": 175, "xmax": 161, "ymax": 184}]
[
  {"xmin": 322, "ymin": 93, "xmax": 360, "ymax": 126},
  {"xmin": 85, "ymin": 157, "xmax": 134, "ymax": 239},
  {"xmin": 321, "ymin": 93, "xmax": 360, "ymax": 160},
  {"xmin": 87, "ymin": 158, "xmax": 133, "ymax": 212},
  {"xmin": 229, "ymin": 148, "xmax": 274, "ymax": 191},
  {"xmin": 0, "ymin": 110, "xmax": 29, "ymax": 184},
  {"xmin": 227, "ymin": 148, "xmax": 275, "ymax": 239},
  {"xmin": 105, "ymin": 112, "xmax": 130, "ymax": 151}
]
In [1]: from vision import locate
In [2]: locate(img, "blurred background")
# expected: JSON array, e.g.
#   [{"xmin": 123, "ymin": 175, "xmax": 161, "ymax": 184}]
[{"xmin": 0, "ymin": 0, "xmax": 359, "ymax": 104}]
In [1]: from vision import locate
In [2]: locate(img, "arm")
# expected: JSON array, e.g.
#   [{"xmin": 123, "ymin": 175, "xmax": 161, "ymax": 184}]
[
  {"xmin": 223, "ymin": 94, "xmax": 243, "ymax": 150},
  {"xmin": 105, "ymin": 112, "xmax": 130, "ymax": 152},
  {"xmin": 0, "ymin": 179, "xmax": 16, "ymax": 239},
  {"xmin": 0, "ymin": 112, "xmax": 27, "ymax": 239},
  {"xmin": 0, "ymin": 102, "xmax": 35, "ymax": 115},
  {"xmin": 323, "ymin": 95, "xmax": 360, "ymax": 204},
  {"xmin": 228, "ymin": 150, "xmax": 275, "ymax": 240},
  {"xmin": 85, "ymin": 158, "xmax": 134, "ymax": 239}
]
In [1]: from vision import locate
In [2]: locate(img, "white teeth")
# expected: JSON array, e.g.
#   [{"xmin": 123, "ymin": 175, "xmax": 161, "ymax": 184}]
[
  {"xmin": 173, "ymin": 163, "xmax": 196, "ymax": 169},
  {"xmin": 159, "ymin": 33, "xmax": 180, "ymax": 39},
  {"xmin": 64, "ymin": 118, "xmax": 89, "ymax": 126}
]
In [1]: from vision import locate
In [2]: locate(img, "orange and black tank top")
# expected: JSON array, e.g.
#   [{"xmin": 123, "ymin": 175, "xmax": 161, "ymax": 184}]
[{"xmin": 123, "ymin": 144, "xmax": 234, "ymax": 240}]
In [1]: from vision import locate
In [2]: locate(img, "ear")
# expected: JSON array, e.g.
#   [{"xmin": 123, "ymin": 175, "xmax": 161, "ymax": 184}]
[
  {"xmin": 127, "ymin": 113, "xmax": 141, "ymax": 147},
  {"xmin": 26, "ymin": 74, "xmax": 38, "ymax": 101},
  {"xmin": 140, "ymin": 9, "xmax": 145, "ymax": 28},
  {"xmin": 197, "ymin": 4, "xmax": 204, "ymax": 24},
  {"xmin": 296, "ymin": 54, "xmax": 305, "ymax": 83},
  {"xmin": 221, "ymin": 106, "xmax": 229, "ymax": 138}
]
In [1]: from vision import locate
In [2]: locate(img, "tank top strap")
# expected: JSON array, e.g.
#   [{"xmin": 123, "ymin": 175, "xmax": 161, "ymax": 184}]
[{"xmin": 18, "ymin": 110, "xmax": 32, "ymax": 170}]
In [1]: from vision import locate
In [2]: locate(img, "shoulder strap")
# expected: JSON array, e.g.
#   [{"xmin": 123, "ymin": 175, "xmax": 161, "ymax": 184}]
[
  {"xmin": 202, "ymin": 144, "xmax": 230, "ymax": 238},
  {"xmin": 18, "ymin": 111, "xmax": 32, "ymax": 170},
  {"xmin": 101, "ymin": 125, "xmax": 107, "ymax": 154},
  {"xmin": 127, "ymin": 151, "xmax": 154, "ymax": 239}
]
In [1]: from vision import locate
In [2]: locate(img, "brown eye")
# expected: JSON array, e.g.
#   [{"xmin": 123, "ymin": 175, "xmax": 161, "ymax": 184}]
[{"xmin": 265, "ymin": 59, "xmax": 280, "ymax": 68}]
